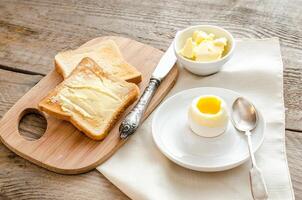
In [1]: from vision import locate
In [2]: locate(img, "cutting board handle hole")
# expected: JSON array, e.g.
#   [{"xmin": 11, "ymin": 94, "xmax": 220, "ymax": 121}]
[{"xmin": 18, "ymin": 108, "xmax": 47, "ymax": 141}]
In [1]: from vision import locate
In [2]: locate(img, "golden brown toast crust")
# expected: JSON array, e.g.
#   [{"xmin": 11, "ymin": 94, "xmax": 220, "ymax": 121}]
[
  {"xmin": 55, "ymin": 39, "xmax": 142, "ymax": 84},
  {"xmin": 39, "ymin": 58, "xmax": 139, "ymax": 140}
]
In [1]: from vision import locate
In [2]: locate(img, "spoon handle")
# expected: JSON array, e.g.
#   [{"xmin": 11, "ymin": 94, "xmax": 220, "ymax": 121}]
[
  {"xmin": 249, "ymin": 166, "xmax": 268, "ymax": 200},
  {"xmin": 246, "ymin": 131, "xmax": 257, "ymax": 167},
  {"xmin": 246, "ymin": 131, "xmax": 268, "ymax": 200}
]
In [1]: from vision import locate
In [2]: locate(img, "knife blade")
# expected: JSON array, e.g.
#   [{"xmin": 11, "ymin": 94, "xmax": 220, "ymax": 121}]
[
  {"xmin": 119, "ymin": 41, "xmax": 177, "ymax": 139},
  {"xmin": 151, "ymin": 42, "xmax": 177, "ymax": 80}
]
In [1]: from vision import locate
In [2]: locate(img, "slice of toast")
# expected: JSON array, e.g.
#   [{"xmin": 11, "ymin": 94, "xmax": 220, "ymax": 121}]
[
  {"xmin": 55, "ymin": 39, "xmax": 142, "ymax": 84},
  {"xmin": 39, "ymin": 57, "xmax": 140, "ymax": 140}
]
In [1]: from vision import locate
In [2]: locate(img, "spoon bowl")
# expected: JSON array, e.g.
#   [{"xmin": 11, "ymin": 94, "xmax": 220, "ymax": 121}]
[{"xmin": 232, "ymin": 97, "xmax": 258, "ymax": 132}]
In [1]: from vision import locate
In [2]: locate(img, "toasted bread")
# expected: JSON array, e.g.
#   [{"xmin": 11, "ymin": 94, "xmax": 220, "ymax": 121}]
[
  {"xmin": 39, "ymin": 58, "xmax": 140, "ymax": 140},
  {"xmin": 55, "ymin": 39, "xmax": 142, "ymax": 84}
]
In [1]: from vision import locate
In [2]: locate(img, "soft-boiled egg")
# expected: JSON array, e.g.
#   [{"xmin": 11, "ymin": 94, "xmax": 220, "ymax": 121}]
[{"xmin": 188, "ymin": 95, "xmax": 229, "ymax": 137}]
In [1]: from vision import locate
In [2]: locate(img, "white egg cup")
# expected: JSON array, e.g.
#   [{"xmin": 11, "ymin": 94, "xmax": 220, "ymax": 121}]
[
  {"xmin": 188, "ymin": 118, "xmax": 229, "ymax": 138},
  {"xmin": 174, "ymin": 25, "xmax": 235, "ymax": 76}
]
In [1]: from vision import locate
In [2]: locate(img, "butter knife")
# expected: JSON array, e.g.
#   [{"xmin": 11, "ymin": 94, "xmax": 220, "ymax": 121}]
[{"xmin": 119, "ymin": 41, "xmax": 177, "ymax": 139}]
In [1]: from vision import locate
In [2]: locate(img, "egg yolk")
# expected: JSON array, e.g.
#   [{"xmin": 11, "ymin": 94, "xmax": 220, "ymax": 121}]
[{"xmin": 197, "ymin": 96, "xmax": 221, "ymax": 114}]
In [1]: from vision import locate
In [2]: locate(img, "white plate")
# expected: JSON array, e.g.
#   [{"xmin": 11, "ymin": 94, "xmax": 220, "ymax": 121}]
[{"xmin": 152, "ymin": 87, "xmax": 265, "ymax": 172}]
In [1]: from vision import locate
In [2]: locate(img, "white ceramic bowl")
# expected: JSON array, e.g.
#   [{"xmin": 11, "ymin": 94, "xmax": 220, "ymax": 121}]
[{"xmin": 174, "ymin": 25, "xmax": 235, "ymax": 76}]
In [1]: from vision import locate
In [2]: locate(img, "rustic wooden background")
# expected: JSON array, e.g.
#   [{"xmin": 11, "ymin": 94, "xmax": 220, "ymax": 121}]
[{"xmin": 0, "ymin": 0, "xmax": 301, "ymax": 199}]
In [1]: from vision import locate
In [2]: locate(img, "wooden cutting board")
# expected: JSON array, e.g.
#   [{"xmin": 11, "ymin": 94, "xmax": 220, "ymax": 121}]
[{"xmin": 0, "ymin": 36, "xmax": 178, "ymax": 174}]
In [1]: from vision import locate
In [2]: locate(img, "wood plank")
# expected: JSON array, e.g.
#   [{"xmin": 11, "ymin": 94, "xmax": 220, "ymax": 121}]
[
  {"xmin": 0, "ymin": 69, "xmax": 128, "ymax": 199},
  {"xmin": 0, "ymin": 0, "xmax": 301, "ymax": 130},
  {"xmin": 0, "ymin": 144, "xmax": 130, "ymax": 200},
  {"xmin": 284, "ymin": 67, "xmax": 302, "ymax": 131},
  {"xmin": 0, "ymin": 0, "xmax": 300, "ymax": 72},
  {"xmin": 0, "ymin": 69, "xmax": 42, "ymax": 117}
]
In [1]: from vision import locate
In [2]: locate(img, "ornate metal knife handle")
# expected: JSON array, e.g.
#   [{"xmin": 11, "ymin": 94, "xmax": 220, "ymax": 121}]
[{"xmin": 119, "ymin": 77, "xmax": 161, "ymax": 139}]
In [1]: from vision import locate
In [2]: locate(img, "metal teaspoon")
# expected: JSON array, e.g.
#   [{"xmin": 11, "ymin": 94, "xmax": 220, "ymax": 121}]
[{"xmin": 231, "ymin": 97, "xmax": 268, "ymax": 200}]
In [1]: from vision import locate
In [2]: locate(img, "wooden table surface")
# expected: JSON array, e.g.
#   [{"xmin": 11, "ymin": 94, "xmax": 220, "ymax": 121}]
[{"xmin": 0, "ymin": 0, "xmax": 301, "ymax": 199}]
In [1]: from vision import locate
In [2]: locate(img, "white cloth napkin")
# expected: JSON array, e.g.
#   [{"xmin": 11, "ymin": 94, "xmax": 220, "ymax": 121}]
[{"xmin": 97, "ymin": 38, "xmax": 294, "ymax": 200}]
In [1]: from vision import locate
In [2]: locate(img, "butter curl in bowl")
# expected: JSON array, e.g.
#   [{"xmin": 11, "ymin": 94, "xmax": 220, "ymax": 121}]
[{"xmin": 174, "ymin": 25, "xmax": 235, "ymax": 76}]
